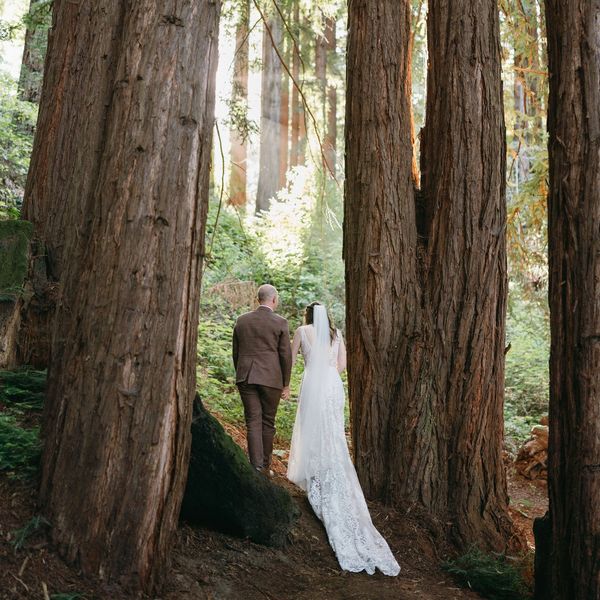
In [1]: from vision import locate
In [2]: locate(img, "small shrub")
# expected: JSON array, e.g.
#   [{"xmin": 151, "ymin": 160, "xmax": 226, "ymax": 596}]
[
  {"xmin": 443, "ymin": 547, "xmax": 532, "ymax": 600},
  {"xmin": 11, "ymin": 515, "xmax": 50, "ymax": 551},
  {"xmin": 0, "ymin": 413, "xmax": 40, "ymax": 477}
]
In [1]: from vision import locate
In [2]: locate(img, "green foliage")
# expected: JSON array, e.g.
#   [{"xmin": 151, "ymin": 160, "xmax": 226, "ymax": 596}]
[
  {"xmin": 443, "ymin": 547, "xmax": 533, "ymax": 600},
  {"xmin": 0, "ymin": 368, "xmax": 45, "ymax": 477},
  {"xmin": 0, "ymin": 367, "xmax": 46, "ymax": 407},
  {"xmin": 0, "ymin": 413, "xmax": 40, "ymax": 477},
  {"xmin": 0, "ymin": 74, "xmax": 37, "ymax": 217},
  {"xmin": 11, "ymin": 515, "xmax": 50, "ymax": 551},
  {"xmin": 504, "ymin": 283, "xmax": 549, "ymax": 442}
]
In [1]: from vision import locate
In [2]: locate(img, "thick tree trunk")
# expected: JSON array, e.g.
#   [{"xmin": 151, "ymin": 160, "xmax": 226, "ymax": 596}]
[
  {"xmin": 256, "ymin": 16, "xmax": 282, "ymax": 213},
  {"xmin": 542, "ymin": 1, "xmax": 600, "ymax": 597},
  {"xmin": 34, "ymin": 0, "xmax": 220, "ymax": 592},
  {"xmin": 345, "ymin": 0, "xmax": 422, "ymax": 503},
  {"xmin": 17, "ymin": 0, "xmax": 51, "ymax": 103},
  {"xmin": 418, "ymin": 0, "xmax": 511, "ymax": 549},
  {"xmin": 346, "ymin": 0, "xmax": 513, "ymax": 551},
  {"xmin": 229, "ymin": 0, "xmax": 249, "ymax": 207}
]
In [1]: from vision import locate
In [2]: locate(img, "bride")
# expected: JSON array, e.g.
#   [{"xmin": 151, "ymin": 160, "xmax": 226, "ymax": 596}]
[{"xmin": 287, "ymin": 302, "xmax": 400, "ymax": 576}]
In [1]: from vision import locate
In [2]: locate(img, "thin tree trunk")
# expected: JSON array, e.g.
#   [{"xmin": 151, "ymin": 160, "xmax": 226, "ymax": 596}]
[
  {"xmin": 279, "ymin": 32, "xmax": 290, "ymax": 188},
  {"xmin": 33, "ymin": 0, "xmax": 220, "ymax": 592},
  {"xmin": 542, "ymin": 0, "xmax": 600, "ymax": 597},
  {"xmin": 324, "ymin": 15, "xmax": 336, "ymax": 175},
  {"xmin": 346, "ymin": 0, "xmax": 513, "ymax": 551},
  {"xmin": 229, "ymin": 0, "xmax": 250, "ymax": 207},
  {"xmin": 256, "ymin": 16, "xmax": 282, "ymax": 213},
  {"xmin": 18, "ymin": 0, "xmax": 51, "ymax": 103},
  {"xmin": 290, "ymin": 0, "xmax": 302, "ymax": 168}
]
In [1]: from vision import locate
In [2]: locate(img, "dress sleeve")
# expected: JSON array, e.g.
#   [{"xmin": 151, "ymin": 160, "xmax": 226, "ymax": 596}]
[
  {"xmin": 336, "ymin": 330, "xmax": 347, "ymax": 373},
  {"xmin": 291, "ymin": 327, "xmax": 302, "ymax": 366}
]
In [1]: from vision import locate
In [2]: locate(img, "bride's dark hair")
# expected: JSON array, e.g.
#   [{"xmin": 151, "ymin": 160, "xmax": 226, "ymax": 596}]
[{"xmin": 304, "ymin": 301, "xmax": 336, "ymax": 342}]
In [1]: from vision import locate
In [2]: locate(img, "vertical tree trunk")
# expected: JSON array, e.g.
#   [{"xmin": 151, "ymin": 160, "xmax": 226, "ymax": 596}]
[
  {"xmin": 345, "ymin": 0, "xmax": 422, "ymax": 505},
  {"xmin": 229, "ymin": 0, "xmax": 250, "ymax": 207},
  {"xmin": 256, "ymin": 16, "xmax": 282, "ymax": 213},
  {"xmin": 279, "ymin": 33, "xmax": 290, "ymax": 188},
  {"xmin": 419, "ymin": 0, "xmax": 511, "ymax": 549},
  {"xmin": 346, "ymin": 0, "xmax": 513, "ymax": 551},
  {"xmin": 324, "ymin": 15, "xmax": 337, "ymax": 175},
  {"xmin": 543, "ymin": 0, "xmax": 600, "ymax": 597},
  {"xmin": 34, "ymin": 0, "xmax": 220, "ymax": 592},
  {"xmin": 290, "ymin": 0, "xmax": 302, "ymax": 168},
  {"xmin": 17, "ymin": 0, "xmax": 51, "ymax": 103}
]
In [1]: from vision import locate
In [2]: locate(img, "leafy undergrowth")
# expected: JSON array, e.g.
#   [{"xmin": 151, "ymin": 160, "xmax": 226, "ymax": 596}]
[
  {"xmin": 0, "ymin": 368, "xmax": 44, "ymax": 479},
  {"xmin": 443, "ymin": 547, "xmax": 533, "ymax": 600}
]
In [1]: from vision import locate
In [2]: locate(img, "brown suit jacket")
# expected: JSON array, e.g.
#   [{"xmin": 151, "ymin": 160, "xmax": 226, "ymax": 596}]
[{"xmin": 232, "ymin": 306, "xmax": 292, "ymax": 389}]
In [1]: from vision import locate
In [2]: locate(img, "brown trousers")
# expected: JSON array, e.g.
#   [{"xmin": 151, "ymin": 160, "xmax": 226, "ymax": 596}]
[{"xmin": 237, "ymin": 382, "xmax": 282, "ymax": 469}]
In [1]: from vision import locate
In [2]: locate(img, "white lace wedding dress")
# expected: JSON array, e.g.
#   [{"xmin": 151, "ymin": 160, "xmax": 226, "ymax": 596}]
[{"xmin": 287, "ymin": 307, "xmax": 400, "ymax": 576}]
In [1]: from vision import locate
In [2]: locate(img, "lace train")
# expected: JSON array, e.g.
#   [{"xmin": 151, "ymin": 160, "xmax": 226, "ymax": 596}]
[{"xmin": 288, "ymin": 327, "xmax": 400, "ymax": 576}]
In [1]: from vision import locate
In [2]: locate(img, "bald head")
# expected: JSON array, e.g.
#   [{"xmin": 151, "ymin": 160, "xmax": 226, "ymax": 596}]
[{"xmin": 257, "ymin": 284, "xmax": 278, "ymax": 308}]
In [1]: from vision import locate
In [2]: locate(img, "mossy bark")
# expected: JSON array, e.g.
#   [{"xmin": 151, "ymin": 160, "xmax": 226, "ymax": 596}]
[{"xmin": 181, "ymin": 396, "xmax": 299, "ymax": 547}]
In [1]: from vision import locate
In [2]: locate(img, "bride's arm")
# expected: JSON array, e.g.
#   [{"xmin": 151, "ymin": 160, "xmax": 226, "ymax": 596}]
[
  {"xmin": 291, "ymin": 327, "xmax": 302, "ymax": 366},
  {"xmin": 337, "ymin": 331, "xmax": 347, "ymax": 373}
]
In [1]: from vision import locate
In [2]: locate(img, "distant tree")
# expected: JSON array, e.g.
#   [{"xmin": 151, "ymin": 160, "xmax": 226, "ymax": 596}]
[
  {"xmin": 229, "ymin": 0, "xmax": 250, "ymax": 207},
  {"xmin": 290, "ymin": 1, "xmax": 306, "ymax": 168},
  {"xmin": 256, "ymin": 13, "xmax": 282, "ymax": 213},
  {"xmin": 24, "ymin": 0, "xmax": 221, "ymax": 591},
  {"xmin": 18, "ymin": 0, "xmax": 51, "ymax": 103},
  {"xmin": 540, "ymin": 0, "xmax": 600, "ymax": 597}
]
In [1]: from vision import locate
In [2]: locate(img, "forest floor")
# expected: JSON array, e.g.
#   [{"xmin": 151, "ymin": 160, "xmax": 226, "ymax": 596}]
[{"xmin": 0, "ymin": 419, "xmax": 547, "ymax": 600}]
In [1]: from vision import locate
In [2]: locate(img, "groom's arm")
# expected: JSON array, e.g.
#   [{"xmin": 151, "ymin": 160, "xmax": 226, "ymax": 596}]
[
  {"xmin": 278, "ymin": 322, "xmax": 293, "ymax": 388},
  {"xmin": 232, "ymin": 325, "xmax": 239, "ymax": 369}
]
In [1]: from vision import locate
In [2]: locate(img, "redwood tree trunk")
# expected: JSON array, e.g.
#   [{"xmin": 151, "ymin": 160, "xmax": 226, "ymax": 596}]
[
  {"xmin": 229, "ymin": 0, "xmax": 250, "ymax": 207},
  {"xmin": 256, "ymin": 16, "xmax": 282, "ymax": 213},
  {"xmin": 345, "ymin": 0, "xmax": 422, "ymax": 504},
  {"xmin": 419, "ymin": 0, "xmax": 511, "ymax": 549},
  {"xmin": 345, "ymin": 0, "xmax": 513, "ymax": 551},
  {"xmin": 542, "ymin": 0, "xmax": 600, "ymax": 597},
  {"xmin": 35, "ymin": 0, "xmax": 220, "ymax": 592}
]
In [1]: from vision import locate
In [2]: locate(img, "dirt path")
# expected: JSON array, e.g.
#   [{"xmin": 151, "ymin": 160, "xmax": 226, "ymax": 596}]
[{"xmin": 0, "ymin": 419, "xmax": 546, "ymax": 600}]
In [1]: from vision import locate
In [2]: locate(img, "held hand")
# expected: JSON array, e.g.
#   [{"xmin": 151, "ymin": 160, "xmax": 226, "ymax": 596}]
[{"xmin": 281, "ymin": 386, "xmax": 290, "ymax": 400}]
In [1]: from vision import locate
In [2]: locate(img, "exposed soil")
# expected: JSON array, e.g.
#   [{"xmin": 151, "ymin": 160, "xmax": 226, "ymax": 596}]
[{"xmin": 0, "ymin": 419, "xmax": 547, "ymax": 600}]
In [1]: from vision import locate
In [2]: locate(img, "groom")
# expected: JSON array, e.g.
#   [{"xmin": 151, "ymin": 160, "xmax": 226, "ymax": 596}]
[{"xmin": 232, "ymin": 284, "xmax": 292, "ymax": 473}]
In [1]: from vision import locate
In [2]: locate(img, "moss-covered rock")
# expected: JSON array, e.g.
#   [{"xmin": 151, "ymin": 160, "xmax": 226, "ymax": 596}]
[
  {"xmin": 0, "ymin": 220, "xmax": 33, "ymax": 303},
  {"xmin": 181, "ymin": 395, "xmax": 299, "ymax": 547}
]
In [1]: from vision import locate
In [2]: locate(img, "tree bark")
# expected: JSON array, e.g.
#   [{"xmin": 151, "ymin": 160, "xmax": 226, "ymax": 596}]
[
  {"xmin": 345, "ymin": 0, "xmax": 513, "ymax": 551},
  {"xmin": 228, "ymin": 0, "xmax": 249, "ymax": 207},
  {"xmin": 34, "ymin": 0, "xmax": 220, "ymax": 592},
  {"xmin": 543, "ymin": 0, "xmax": 600, "ymax": 597},
  {"xmin": 345, "ymin": 0, "xmax": 422, "ymax": 505},
  {"xmin": 256, "ymin": 15, "xmax": 282, "ymax": 213},
  {"xmin": 17, "ymin": 0, "xmax": 51, "ymax": 103}
]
